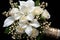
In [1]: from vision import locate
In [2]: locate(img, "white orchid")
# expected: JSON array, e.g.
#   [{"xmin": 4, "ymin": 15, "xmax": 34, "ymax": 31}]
[
  {"xmin": 17, "ymin": 18, "xmax": 40, "ymax": 36},
  {"xmin": 3, "ymin": 8, "xmax": 21, "ymax": 27},
  {"xmin": 18, "ymin": 0, "xmax": 35, "ymax": 15}
]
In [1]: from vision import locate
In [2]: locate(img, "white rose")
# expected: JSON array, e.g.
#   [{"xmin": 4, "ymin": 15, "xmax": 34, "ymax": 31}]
[
  {"xmin": 31, "ymin": 6, "xmax": 43, "ymax": 16},
  {"xmin": 41, "ymin": 9, "xmax": 50, "ymax": 19}
]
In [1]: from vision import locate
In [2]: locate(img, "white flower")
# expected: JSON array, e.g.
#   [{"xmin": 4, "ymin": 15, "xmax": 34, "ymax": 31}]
[
  {"xmin": 31, "ymin": 6, "xmax": 43, "ymax": 16},
  {"xmin": 3, "ymin": 8, "xmax": 21, "ymax": 27},
  {"xmin": 24, "ymin": 25, "xmax": 39, "ymax": 37},
  {"xmin": 18, "ymin": 14, "xmax": 40, "ymax": 36},
  {"xmin": 41, "ymin": 9, "xmax": 50, "ymax": 19},
  {"xmin": 3, "ymin": 0, "xmax": 41, "ymax": 37},
  {"xmin": 19, "ymin": 0, "xmax": 35, "ymax": 9},
  {"xmin": 3, "ymin": 17, "xmax": 15, "ymax": 27},
  {"xmin": 18, "ymin": 19, "xmax": 40, "ymax": 36},
  {"xmin": 19, "ymin": 0, "xmax": 35, "ymax": 15}
]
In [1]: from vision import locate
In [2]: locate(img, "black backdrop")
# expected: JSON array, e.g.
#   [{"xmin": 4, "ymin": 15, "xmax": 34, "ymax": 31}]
[{"xmin": 0, "ymin": 0, "xmax": 60, "ymax": 40}]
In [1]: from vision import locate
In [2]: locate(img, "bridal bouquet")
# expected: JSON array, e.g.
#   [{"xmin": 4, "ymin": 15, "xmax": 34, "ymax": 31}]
[{"xmin": 3, "ymin": 0, "xmax": 51, "ymax": 40}]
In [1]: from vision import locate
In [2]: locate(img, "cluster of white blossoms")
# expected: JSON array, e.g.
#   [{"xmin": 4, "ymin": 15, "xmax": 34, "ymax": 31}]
[{"xmin": 3, "ymin": 0, "xmax": 50, "ymax": 37}]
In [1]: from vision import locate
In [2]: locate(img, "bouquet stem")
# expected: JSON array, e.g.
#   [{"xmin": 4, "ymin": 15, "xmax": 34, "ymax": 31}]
[{"xmin": 43, "ymin": 27, "xmax": 60, "ymax": 38}]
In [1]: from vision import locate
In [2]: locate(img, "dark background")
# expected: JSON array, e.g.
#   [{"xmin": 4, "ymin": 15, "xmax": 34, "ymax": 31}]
[{"xmin": 0, "ymin": 0, "xmax": 60, "ymax": 40}]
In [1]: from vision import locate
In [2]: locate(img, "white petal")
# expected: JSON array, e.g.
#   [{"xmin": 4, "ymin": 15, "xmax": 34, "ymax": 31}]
[
  {"xmin": 19, "ymin": 1, "xmax": 26, "ymax": 6},
  {"xmin": 19, "ymin": 23, "xmax": 28, "ymax": 28},
  {"xmin": 19, "ymin": 1, "xmax": 28, "ymax": 14},
  {"xmin": 20, "ymin": 5, "xmax": 28, "ymax": 14},
  {"xmin": 30, "ymin": 19, "xmax": 40, "ymax": 28},
  {"xmin": 22, "ymin": 25, "xmax": 28, "ymax": 28},
  {"xmin": 25, "ymin": 26, "xmax": 33, "ymax": 36},
  {"xmin": 3, "ymin": 17, "xmax": 15, "ymax": 27},
  {"xmin": 26, "ymin": 0, "xmax": 35, "ymax": 8},
  {"xmin": 42, "ymin": 9, "xmax": 50, "ymax": 19},
  {"xmin": 9, "ymin": 8, "xmax": 21, "ymax": 20},
  {"xmin": 13, "ymin": 13, "xmax": 21, "ymax": 20},
  {"xmin": 19, "ymin": 1, "xmax": 35, "ymax": 14},
  {"xmin": 9, "ymin": 8, "xmax": 19, "ymax": 15},
  {"xmin": 18, "ymin": 6, "xmax": 25, "ymax": 15},
  {"xmin": 26, "ymin": 13, "xmax": 34, "ymax": 21}
]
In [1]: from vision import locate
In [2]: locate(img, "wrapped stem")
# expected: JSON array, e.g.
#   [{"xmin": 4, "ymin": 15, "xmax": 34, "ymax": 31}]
[{"xmin": 43, "ymin": 27, "xmax": 60, "ymax": 38}]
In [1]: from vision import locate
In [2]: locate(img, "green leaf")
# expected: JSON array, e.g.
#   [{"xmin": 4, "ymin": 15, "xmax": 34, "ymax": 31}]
[
  {"xmin": 4, "ymin": 27, "xmax": 10, "ymax": 34},
  {"xmin": 40, "ymin": 16, "xmax": 45, "ymax": 20}
]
